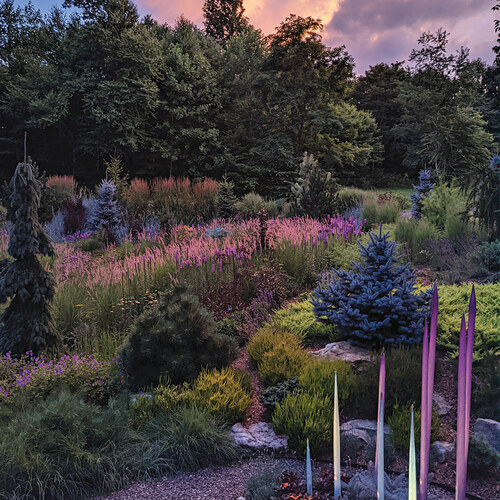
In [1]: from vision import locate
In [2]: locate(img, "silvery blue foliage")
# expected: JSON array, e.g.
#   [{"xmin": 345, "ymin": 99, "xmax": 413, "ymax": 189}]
[
  {"xmin": 312, "ymin": 227, "xmax": 432, "ymax": 347},
  {"xmin": 114, "ymin": 223, "xmax": 130, "ymax": 243},
  {"xmin": 143, "ymin": 215, "xmax": 161, "ymax": 236},
  {"xmin": 45, "ymin": 211, "xmax": 65, "ymax": 243},
  {"xmin": 343, "ymin": 203, "xmax": 363, "ymax": 222},
  {"xmin": 85, "ymin": 180, "xmax": 121, "ymax": 236},
  {"xmin": 410, "ymin": 169, "xmax": 433, "ymax": 219},
  {"xmin": 82, "ymin": 196, "xmax": 99, "ymax": 232}
]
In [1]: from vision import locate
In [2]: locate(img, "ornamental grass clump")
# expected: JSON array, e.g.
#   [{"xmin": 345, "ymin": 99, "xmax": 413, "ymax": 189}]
[
  {"xmin": 312, "ymin": 227, "xmax": 431, "ymax": 348},
  {"xmin": 247, "ymin": 328, "xmax": 302, "ymax": 365}
]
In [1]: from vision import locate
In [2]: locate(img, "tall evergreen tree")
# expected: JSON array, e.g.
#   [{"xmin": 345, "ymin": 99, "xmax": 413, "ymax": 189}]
[
  {"xmin": 0, "ymin": 162, "xmax": 58, "ymax": 355},
  {"xmin": 203, "ymin": 0, "xmax": 247, "ymax": 46}
]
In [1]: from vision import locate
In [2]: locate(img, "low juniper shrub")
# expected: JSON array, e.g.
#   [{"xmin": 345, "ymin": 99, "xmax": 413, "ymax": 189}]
[{"xmin": 261, "ymin": 378, "xmax": 299, "ymax": 411}]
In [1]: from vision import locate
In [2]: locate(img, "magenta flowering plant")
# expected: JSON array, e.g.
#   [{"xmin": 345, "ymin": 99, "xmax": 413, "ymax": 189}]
[{"xmin": 0, "ymin": 351, "xmax": 124, "ymax": 407}]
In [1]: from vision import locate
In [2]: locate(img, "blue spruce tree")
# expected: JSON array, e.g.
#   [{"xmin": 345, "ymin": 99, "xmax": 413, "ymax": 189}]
[
  {"xmin": 0, "ymin": 163, "xmax": 58, "ymax": 355},
  {"xmin": 410, "ymin": 169, "xmax": 433, "ymax": 219},
  {"xmin": 312, "ymin": 227, "xmax": 431, "ymax": 348},
  {"xmin": 87, "ymin": 179, "xmax": 121, "ymax": 243}
]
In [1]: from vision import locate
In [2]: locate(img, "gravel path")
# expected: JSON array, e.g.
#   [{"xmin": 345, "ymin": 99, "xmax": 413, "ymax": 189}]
[
  {"xmin": 96, "ymin": 455, "xmax": 462, "ymax": 500},
  {"xmin": 98, "ymin": 456, "xmax": 305, "ymax": 500}
]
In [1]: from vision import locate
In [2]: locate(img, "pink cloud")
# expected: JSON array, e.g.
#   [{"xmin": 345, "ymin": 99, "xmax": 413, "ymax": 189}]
[{"xmin": 135, "ymin": 0, "xmax": 497, "ymax": 73}]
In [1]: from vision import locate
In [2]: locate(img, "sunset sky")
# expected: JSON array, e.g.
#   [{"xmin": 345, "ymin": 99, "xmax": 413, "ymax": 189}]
[{"xmin": 26, "ymin": 0, "xmax": 497, "ymax": 73}]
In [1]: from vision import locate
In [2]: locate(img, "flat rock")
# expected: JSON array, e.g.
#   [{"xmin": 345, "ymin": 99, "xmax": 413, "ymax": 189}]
[
  {"xmin": 432, "ymin": 441, "xmax": 455, "ymax": 463},
  {"xmin": 474, "ymin": 418, "xmax": 500, "ymax": 453},
  {"xmin": 341, "ymin": 419, "xmax": 390, "ymax": 446},
  {"xmin": 312, "ymin": 341, "xmax": 373, "ymax": 364},
  {"xmin": 231, "ymin": 422, "xmax": 288, "ymax": 452},
  {"xmin": 433, "ymin": 393, "xmax": 451, "ymax": 416}
]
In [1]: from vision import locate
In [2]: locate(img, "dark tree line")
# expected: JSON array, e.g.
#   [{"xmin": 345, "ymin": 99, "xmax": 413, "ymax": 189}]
[{"xmin": 0, "ymin": 0, "xmax": 498, "ymax": 195}]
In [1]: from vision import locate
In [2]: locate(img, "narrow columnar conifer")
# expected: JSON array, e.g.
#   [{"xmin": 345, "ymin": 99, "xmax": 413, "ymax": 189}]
[{"xmin": 0, "ymin": 162, "xmax": 58, "ymax": 355}]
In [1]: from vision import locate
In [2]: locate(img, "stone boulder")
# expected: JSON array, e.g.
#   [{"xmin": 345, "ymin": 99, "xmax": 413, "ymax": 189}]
[
  {"xmin": 474, "ymin": 418, "xmax": 500, "ymax": 453},
  {"xmin": 432, "ymin": 441, "xmax": 455, "ymax": 463},
  {"xmin": 432, "ymin": 393, "xmax": 451, "ymax": 416},
  {"xmin": 312, "ymin": 341, "xmax": 373, "ymax": 364},
  {"xmin": 341, "ymin": 419, "xmax": 390, "ymax": 448},
  {"xmin": 231, "ymin": 422, "xmax": 288, "ymax": 452}
]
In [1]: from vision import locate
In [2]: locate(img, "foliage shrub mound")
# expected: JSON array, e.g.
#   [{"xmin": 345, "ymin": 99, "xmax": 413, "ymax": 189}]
[
  {"xmin": 437, "ymin": 283, "xmax": 500, "ymax": 360},
  {"xmin": 272, "ymin": 392, "xmax": 332, "ymax": 457},
  {"xmin": 261, "ymin": 378, "xmax": 299, "ymax": 411},
  {"xmin": 192, "ymin": 367, "xmax": 252, "ymax": 423},
  {"xmin": 299, "ymin": 358, "xmax": 356, "ymax": 406},
  {"xmin": 247, "ymin": 328, "xmax": 302, "ymax": 365},
  {"xmin": 267, "ymin": 300, "xmax": 337, "ymax": 341},
  {"xmin": 313, "ymin": 228, "xmax": 431, "ymax": 347},
  {"xmin": 121, "ymin": 283, "xmax": 237, "ymax": 390},
  {"xmin": 388, "ymin": 402, "xmax": 440, "ymax": 453},
  {"xmin": 258, "ymin": 342, "xmax": 309, "ymax": 386},
  {"xmin": 479, "ymin": 240, "xmax": 500, "ymax": 274},
  {"xmin": 0, "ymin": 352, "xmax": 123, "ymax": 410},
  {"xmin": 348, "ymin": 347, "xmax": 422, "ymax": 418},
  {"xmin": 467, "ymin": 437, "xmax": 499, "ymax": 477}
]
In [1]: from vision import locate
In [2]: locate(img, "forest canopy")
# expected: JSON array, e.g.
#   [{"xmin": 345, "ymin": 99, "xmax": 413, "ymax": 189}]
[{"xmin": 0, "ymin": 0, "xmax": 498, "ymax": 195}]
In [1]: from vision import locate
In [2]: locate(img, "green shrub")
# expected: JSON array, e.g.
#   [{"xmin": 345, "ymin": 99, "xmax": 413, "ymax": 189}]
[
  {"xmin": 394, "ymin": 219, "xmax": 439, "ymax": 260},
  {"xmin": 235, "ymin": 193, "xmax": 278, "ymax": 218},
  {"xmin": 323, "ymin": 238, "xmax": 362, "ymax": 271},
  {"xmin": 120, "ymin": 283, "xmax": 237, "ymax": 390},
  {"xmin": 216, "ymin": 316, "xmax": 246, "ymax": 346},
  {"xmin": 349, "ymin": 348, "xmax": 422, "ymax": 418},
  {"xmin": 75, "ymin": 237, "xmax": 106, "ymax": 253},
  {"xmin": 479, "ymin": 240, "xmax": 500, "ymax": 272},
  {"xmin": 143, "ymin": 406, "xmax": 238, "ymax": 472},
  {"xmin": 247, "ymin": 328, "xmax": 302, "ymax": 365},
  {"xmin": 261, "ymin": 378, "xmax": 299, "ymax": 411},
  {"xmin": 267, "ymin": 300, "xmax": 338, "ymax": 341},
  {"xmin": 467, "ymin": 437, "xmax": 499, "ymax": 477},
  {"xmin": 421, "ymin": 183, "xmax": 468, "ymax": 233},
  {"xmin": 0, "ymin": 389, "xmax": 147, "ymax": 499},
  {"xmin": 130, "ymin": 393, "xmax": 155, "ymax": 428},
  {"xmin": 388, "ymin": 402, "xmax": 440, "ymax": 453},
  {"xmin": 299, "ymin": 358, "xmax": 356, "ymax": 407},
  {"xmin": 472, "ymin": 354, "xmax": 500, "ymax": 420},
  {"xmin": 192, "ymin": 367, "xmax": 252, "ymax": 423},
  {"xmin": 246, "ymin": 468, "xmax": 281, "ymax": 500},
  {"xmin": 258, "ymin": 342, "xmax": 309, "ymax": 386},
  {"xmin": 273, "ymin": 392, "xmax": 332, "ymax": 457},
  {"xmin": 154, "ymin": 382, "xmax": 193, "ymax": 414},
  {"xmin": 437, "ymin": 283, "xmax": 500, "ymax": 360}
]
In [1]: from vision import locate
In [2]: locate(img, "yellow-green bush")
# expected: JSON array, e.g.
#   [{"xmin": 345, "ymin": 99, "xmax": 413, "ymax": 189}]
[
  {"xmin": 129, "ymin": 382, "xmax": 193, "ymax": 428},
  {"xmin": 272, "ymin": 392, "xmax": 332, "ymax": 457},
  {"xmin": 388, "ymin": 402, "xmax": 440, "ymax": 453},
  {"xmin": 437, "ymin": 283, "xmax": 500, "ymax": 360},
  {"xmin": 421, "ymin": 183, "xmax": 467, "ymax": 233},
  {"xmin": 299, "ymin": 358, "xmax": 356, "ymax": 406},
  {"xmin": 192, "ymin": 367, "xmax": 252, "ymax": 423},
  {"xmin": 267, "ymin": 300, "xmax": 338, "ymax": 341},
  {"xmin": 247, "ymin": 328, "xmax": 302, "ymax": 365},
  {"xmin": 258, "ymin": 342, "xmax": 309, "ymax": 386}
]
